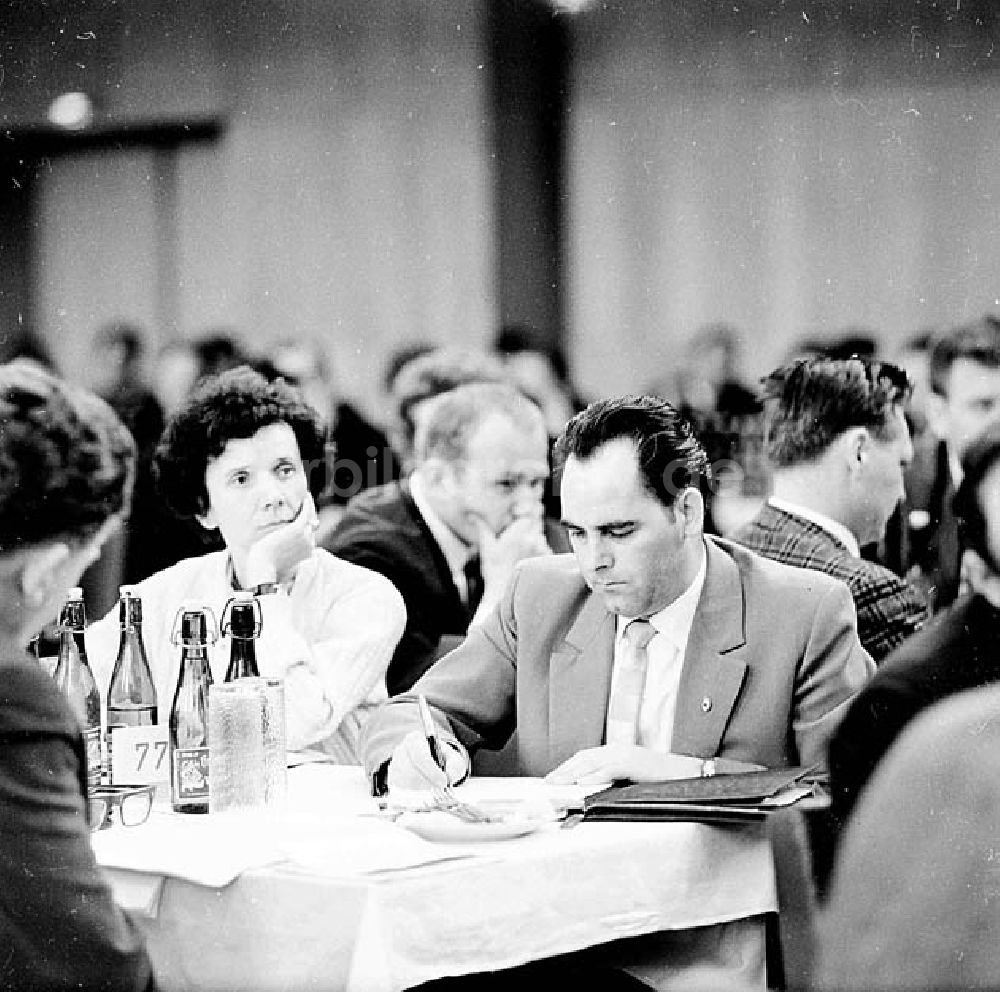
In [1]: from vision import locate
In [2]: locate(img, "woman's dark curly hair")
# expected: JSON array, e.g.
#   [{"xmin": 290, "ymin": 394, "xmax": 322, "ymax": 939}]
[
  {"xmin": 154, "ymin": 365, "xmax": 326, "ymax": 519},
  {"xmin": 0, "ymin": 359, "xmax": 136, "ymax": 552}
]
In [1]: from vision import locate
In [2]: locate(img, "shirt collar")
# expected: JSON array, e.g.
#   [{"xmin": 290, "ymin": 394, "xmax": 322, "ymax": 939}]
[
  {"xmin": 408, "ymin": 470, "xmax": 476, "ymax": 576},
  {"xmin": 617, "ymin": 541, "xmax": 708, "ymax": 652},
  {"xmin": 767, "ymin": 496, "xmax": 861, "ymax": 558}
]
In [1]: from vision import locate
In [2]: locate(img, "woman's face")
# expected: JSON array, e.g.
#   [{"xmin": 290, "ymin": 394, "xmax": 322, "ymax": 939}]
[{"xmin": 197, "ymin": 423, "xmax": 309, "ymax": 559}]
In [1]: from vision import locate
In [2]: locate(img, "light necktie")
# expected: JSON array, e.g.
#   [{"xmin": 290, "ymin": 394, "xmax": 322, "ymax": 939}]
[{"xmin": 606, "ymin": 618, "xmax": 657, "ymax": 746}]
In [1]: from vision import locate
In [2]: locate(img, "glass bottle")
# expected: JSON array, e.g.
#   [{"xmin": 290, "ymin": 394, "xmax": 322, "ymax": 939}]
[
  {"xmin": 53, "ymin": 586, "xmax": 102, "ymax": 791},
  {"xmin": 168, "ymin": 606, "xmax": 215, "ymax": 814},
  {"xmin": 106, "ymin": 586, "xmax": 158, "ymax": 775},
  {"xmin": 222, "ymin": 590, "xmax": 262, "ymax": 681}
]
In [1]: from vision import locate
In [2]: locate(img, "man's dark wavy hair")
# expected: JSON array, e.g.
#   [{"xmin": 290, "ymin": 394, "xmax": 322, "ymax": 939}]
[
  {"xmin": 154, "ymin": 365, "xmax": 326, "ymax": 520},
  {"xmin": 0, "ymin": 359, "xmax": 135, "ymax": 551},
  {"xmin": 762, "ymin": 356, "xmax": 912, "ymax": 468},
  {"xmin": 553, "ymin": 394, "xmax": 711, "ymax": 508}
]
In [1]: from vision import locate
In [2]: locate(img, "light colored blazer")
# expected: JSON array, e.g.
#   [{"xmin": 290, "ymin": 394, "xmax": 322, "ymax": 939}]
[{"xmin": 362, "ymin": 537, "xmax": 875, "ymax": 778}]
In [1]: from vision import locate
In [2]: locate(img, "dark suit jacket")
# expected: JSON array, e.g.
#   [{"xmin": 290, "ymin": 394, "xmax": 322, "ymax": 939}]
[
  {"xmin": 826, "ymin": 592, "xmax": 1000, "ymax": 833},
  {"xmin": 322, "ymin": 480, "xmax": 475, "ymax": 696},
  {"xmin": 363, "ymin": 537, "xmax": 874, "ymax": 779},
  {"xmin": 0, "ymin": 658, "xmax": 155, "ymax": 992},
  {"xmin": 880, "ymin": 436, "xmax": 962, "ymax": 612},
  {"xmin": 732, "ymin": 503, "xmax": 928, "ymax": 662}
]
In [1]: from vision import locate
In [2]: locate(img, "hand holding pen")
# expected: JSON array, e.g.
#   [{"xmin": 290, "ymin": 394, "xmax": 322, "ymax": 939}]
[{"xmin": 385, "ymin": 694, "xmax": 464, "ymax": 791}]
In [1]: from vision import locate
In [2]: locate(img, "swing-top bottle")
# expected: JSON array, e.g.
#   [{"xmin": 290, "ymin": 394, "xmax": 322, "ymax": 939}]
[
  {"xmin": 168, "ymin": 605, "xmax": 215, "ymax": 813},
  {"xmin": 53, "ymin": 586, "xmax": 102, "ymax": 791}
]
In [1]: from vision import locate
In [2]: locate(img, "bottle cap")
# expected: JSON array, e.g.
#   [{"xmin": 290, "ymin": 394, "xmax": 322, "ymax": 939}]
[
  {"xmin": 229, "ymin": 598, "xmax": 259, "ymax": 639},
  {"xmin": 180, "ymin": 609, "xmax": 209, "ymax": 644},
  {"xmin": 119, "ymin": 586, "xmax": 142, "ymax": 623},
  {"xmin": 170, "ymin": 603, "xmax": 218, "ymax": 646}
]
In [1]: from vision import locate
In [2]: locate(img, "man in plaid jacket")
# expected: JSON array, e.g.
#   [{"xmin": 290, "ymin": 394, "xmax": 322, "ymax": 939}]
[{"xmin": 732, "ymin": 355, "xmax": 928, "ymax": 662}]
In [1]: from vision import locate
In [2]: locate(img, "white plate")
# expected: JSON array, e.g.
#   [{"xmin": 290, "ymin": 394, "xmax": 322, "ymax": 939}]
[{"xmin": 396, "ymin": 810, "xmax": 547, "ymax": 843}]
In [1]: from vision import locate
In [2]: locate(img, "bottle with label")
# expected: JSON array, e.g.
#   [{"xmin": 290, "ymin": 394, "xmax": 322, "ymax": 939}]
[
  {"xmin": 168, "ymin": 606, "xmax": 215, "ymax": 814},
  {"xmin": 106, "ymin": 586, "xmax": 158, "ymax": 776},
  {"xmin": 222, "ymin": 590, "xmax": 262, "ymax": 681},
  {"xmin": 52, "ymin": 586, "xmax": 103, "ymax": 791}
]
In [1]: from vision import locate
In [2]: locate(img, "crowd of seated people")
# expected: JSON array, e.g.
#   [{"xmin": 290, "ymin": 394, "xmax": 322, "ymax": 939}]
[{"xmin": 10, "ymin": 309, "xmax": 1000, "ymax": 990}]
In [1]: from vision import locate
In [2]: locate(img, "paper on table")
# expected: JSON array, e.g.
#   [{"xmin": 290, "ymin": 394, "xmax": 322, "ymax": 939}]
[{"xmin": 92, "ymin": 810, "xmax": 286, "ymax": 887}]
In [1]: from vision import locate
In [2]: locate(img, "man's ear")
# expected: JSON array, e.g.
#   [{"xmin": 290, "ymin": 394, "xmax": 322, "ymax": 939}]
[
  {"xmin": 839, "ymin": 427, "xmax": 869, "ymax": 475},
  {"xmin": 423, "ymin": 456, "xmax": 457, "ymax": 494},
  {"xmin": 676, "ymin": 486, "xmax": 705, "ymax": 536},
  {"xmin": 20, "ymin": 543, "xmax": 73, "ymax": 608}
]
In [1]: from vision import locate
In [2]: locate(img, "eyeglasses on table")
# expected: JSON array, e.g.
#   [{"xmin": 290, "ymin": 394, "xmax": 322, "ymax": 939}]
[{"xmin": 88, "ymin": 784, "xmax": 155, "ymax": 832}]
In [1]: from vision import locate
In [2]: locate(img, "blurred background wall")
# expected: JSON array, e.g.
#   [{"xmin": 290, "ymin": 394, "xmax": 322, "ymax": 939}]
[
  {"xmin": 2, "ymin": 0, "xmax": 999, "ymax": 418},
  {"xmin": 567, "ymin": 1, "xmax": 1000, "ymax": 397}
]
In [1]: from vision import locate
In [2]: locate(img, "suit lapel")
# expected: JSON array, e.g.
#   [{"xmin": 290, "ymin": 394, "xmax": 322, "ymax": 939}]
[
  {"xmin": 548, "ymin": 592, "xmax": 616, "ymax": 768},
  {"xmin": 401, "ymin": 482, "xmax": 467, "ymax": 616},
  {"xmin": 671, "ymin": 539, "xmax": 749, "ymax": 757}
]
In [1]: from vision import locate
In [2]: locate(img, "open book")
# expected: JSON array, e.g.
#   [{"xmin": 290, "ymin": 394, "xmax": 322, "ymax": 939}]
[{"xmin": 582, "ymin": 766, "xmax": 817, "ymax": 823}]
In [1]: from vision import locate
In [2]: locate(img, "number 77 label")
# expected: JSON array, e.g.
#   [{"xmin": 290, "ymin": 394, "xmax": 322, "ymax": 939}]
[{"xmin": 108, "ymin": 725, "xmax": 170, "ymax": 785}]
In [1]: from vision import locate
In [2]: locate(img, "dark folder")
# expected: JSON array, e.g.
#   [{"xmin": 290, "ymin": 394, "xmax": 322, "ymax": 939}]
[{"xmin": 582, "ymin": 767, "xmax": 816, "ymax": 823}]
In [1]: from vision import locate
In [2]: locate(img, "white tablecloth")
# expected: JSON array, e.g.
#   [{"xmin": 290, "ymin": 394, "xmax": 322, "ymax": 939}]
[{"xmin": 94, "ymin": 765, "xmax": 777, "ymax": 992}]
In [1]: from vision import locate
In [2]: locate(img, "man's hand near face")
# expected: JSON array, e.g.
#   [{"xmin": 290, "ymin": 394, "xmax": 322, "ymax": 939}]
[
  {"xmin": 471, "ymin": 510, "xmax": 552, "ymax": 623},
  {"xmin": 245, "ymin": 492, "xmax": 320, "ymax": 587}
]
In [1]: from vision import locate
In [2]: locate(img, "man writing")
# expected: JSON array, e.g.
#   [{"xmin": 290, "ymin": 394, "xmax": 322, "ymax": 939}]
[
  {"xmin": 362, "ymin": 394, "xmax": 873, "ymax": 988},
  {"xmin": 732, "ymin": 356, "xmax": 927, "ymax": 662}
]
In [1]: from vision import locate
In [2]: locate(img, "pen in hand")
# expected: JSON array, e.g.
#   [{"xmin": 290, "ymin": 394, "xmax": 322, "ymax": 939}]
[{"xmin": 417, "ymin": 694, "xmax": 447, "ymax": 774}]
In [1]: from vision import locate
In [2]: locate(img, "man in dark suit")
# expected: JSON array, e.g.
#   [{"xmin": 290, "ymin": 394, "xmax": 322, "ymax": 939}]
[
  {"xmin": 732, "ymin": 355, "xmax": 928, "ymax": 661},
  {"xmin": 324, "ymin": 381, "xmax": 552, "ymax": 695},
  {"xmin": 881, "ymin": 313, "xmax": 1000, "ymax": 612},
  {"xmin": 362, "ymin": 394, "xmax": 873, "ymax": 990},
  {"xmin": 826, "ymin": 417, "xmax": 1000, "ymax": 838}
]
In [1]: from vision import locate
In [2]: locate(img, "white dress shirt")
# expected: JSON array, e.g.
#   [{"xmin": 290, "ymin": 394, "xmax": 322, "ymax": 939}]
[
  {"xmin": 409, "ymin": 471, "xmax": 477, "ymax": 604},
  {"xmin": 608, "ymin": 543, "xmax": 708, "ymax": 751},
  {"xmin": 768, "ymin": 495, "xmax": 861, "ymax": 558}
]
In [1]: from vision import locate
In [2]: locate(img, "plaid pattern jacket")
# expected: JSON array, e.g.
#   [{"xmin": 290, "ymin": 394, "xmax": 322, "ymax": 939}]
[{"xmin": 732, "ymin": 502, "xmax": 928, "ymax": 662}]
